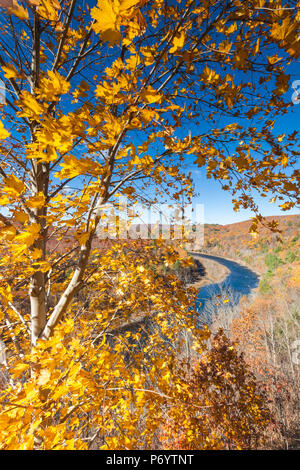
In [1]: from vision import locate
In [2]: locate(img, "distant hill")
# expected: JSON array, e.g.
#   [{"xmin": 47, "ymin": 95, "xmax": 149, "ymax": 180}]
[
  {"xmin": 204, "ymin": 214, "xmax": 300, "ymax": 238},
  {"xmin": 201, "ymin": 214, "xmax": 300, "ymax": 269},
  {"xmin": 41, "ymin": 214, "xmax": 299, "ymax": 256}
]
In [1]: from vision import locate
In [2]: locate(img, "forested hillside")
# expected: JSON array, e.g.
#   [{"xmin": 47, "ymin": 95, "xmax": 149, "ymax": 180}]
[{"xmin": 201, "ymin": 214, "xmax": 300, "ymax": 449}]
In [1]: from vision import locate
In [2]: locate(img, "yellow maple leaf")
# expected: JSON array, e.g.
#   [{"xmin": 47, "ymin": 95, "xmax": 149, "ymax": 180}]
[
  {"xmin": 3, "ymin": 174, "xmax": 25, "ymax": 197},
  {"xmin": 140, "ymin": 47, "xmax": 155, "ymax": 65},
  {"xmin": 14, "ymin": 210, "xmax": 29, "ymax": 223},
  {"xmin": 91, "ymin": 0, "xmax": 140, "ymax": 45},
  {"xmin": 32, "ymin": 260, "xmax": 51, "ymax": 273},
  {"xmin": 56, "ymin": 154, "xmax": 102, "ymax": 179},
  {"xmin": 1, "ymin": 64, "xmax": 19, "ymax": 79},
  {"xmin": 0, "ymin": 226, "xmax": 17, "ymax": 241},
  {"xmin": 226, "ymin": 22, "xmax": 237, "ymax": 34},
  {"xmin": 141, "ymin": 86, "xmax": 162, "ymax": 104},
  {"xmin": 0, "ymin": 121, "xmax": 10, "ymax": 140},
  {"xmin": 91, "ymin": 0, "xmax": 122, "ymax": 45},
  {"xmin": 201, "ymin": 66, "xmax": 220, "ymax": 84},
  {"xmin": 76, "ymin": 232, "xmax": 90, "ymax": 245},
  {"xmin": 18, "ymin": 91, "xmax": 45, "ymax": 120},
  {"xmin": 11, "ymin": 362, "xmax": 30, "ymax": 378},
  {"xmin": 14, "ymin": 223, "xmax": 41, "ymax": 249},
  {"xmin": 37, "ymin": 70, "xmax": 70, "ymax": 101},
  {"xmin": 26, "ymin": 192, "xmax": 46, "ymax": 209},
  {"xmin": 7, "ymin": 3, "xmax": 29, "ymax": 20},
  {"xmin": 44, "ymin": 146, "xmax": 58, "ymax": 162},
  {"xmin": 38, "ymin": 0, "xmax": 61, "ymax": 21},
  {"xmin": 30, "ymin": 248, "xmax": 43, "ymax": 260},
  {"xmin": 170, "ymin": 30, "xmax": 185, "ymax": 54}
]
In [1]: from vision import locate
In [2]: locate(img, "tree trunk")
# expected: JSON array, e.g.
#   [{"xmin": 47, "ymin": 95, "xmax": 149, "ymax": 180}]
[
  {"xmin": 30, "ymin": 269, "xmax": 47, "ymax": 346},
  {"xmin": 41, "ymin": 239, "xmax": 93, "ymax": 340},
  {"xmin": 29, "ymin": 159, "xmax": 48, "ymax": 346}
]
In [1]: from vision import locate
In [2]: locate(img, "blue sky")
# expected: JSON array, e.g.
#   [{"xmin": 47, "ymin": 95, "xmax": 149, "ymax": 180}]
[
  {"xmin": 187, "ymin": 70, "xmax": 300, "ymax": 225},
  {"xmin": 192, "ymin": 166, "xmax": 299, "ymax": 225}
]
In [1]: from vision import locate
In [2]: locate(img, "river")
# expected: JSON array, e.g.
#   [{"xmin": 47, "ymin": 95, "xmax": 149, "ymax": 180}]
[{"xmin": 192, "ymin": 253, "xmax": 260, "ymax": 320}]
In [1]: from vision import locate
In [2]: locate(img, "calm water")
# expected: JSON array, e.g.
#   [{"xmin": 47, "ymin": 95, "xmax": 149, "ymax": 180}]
[{"xmin": 193, "ymin": 253, "xmax": 260, "ymax": 315}]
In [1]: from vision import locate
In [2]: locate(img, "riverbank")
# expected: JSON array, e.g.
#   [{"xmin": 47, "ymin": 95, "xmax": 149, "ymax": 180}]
[
  {"xmin": 190, "ymin": 253, "xmax": 260, "ymax": 316},
  {"xmin": 187, "ymin": 252, "xmax": 230, "ymax": 289},
  {"xmin": 200, "ymin": 250, "xmax": 262, "ymax": 279}
]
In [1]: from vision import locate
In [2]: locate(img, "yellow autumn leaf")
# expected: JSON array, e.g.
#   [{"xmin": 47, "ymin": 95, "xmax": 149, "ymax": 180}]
[
  {"xmin": 226, "ymin": 22, "xmax": 237, "ymax": 34},
  {"xmin": 170, "ymin": 30, "xmax": 185, "ymax": 54},
  {"xmin": 3, "ymin": 174, "xmax": 25, "ymax": 197},
  {"xmin": 120, "ymin": 0, "xmax": 140, "ymax": 13},
  {"xmin": 267, "ymin": 54, "xmax": 282, "ymax": 65},
  {"xmin": 32, "ymin": 260, "xmax": 52, "ymax": 272},
  {"xmin": 26, "ymin": 192, "xmax": 46, "ymax": 209},
  {"xmin": 56, "ymin": 154, "xmax": 103, "ymax": 179},
  {"xmin": 0, "ymin": 284, "xmax": 13, "ymax": 305},
  {"xmin": 1, "ymin": 64, "xmax": 19, "ymax": 79},
  {"xmin": 234, "ymin": 48, "xmax": 248, "ymax": 68},
  {"xmin": 44, "ymin": 146, "xmax": 58, "ymax": 162},
  {"xmin": 91, "ymin": 0, "xmax": 140, "ymax": 45},
  {"xmin": 37, "ymin": 70, "xmax": 70, "ymax": 101},
  {"xmin": 7, "ymin": 3, "xmax": 29, "ymax": 20},
  {"xmin": 0, "ymin": 121, "xmax": 10, "ymax": 140},
  {"xmin": 140, "ymin": 47, "xmax": 155, "ymax": 65},
  {"xmin": 91, "ymin": 0, "xmax": 122, "ymax": 45},
  {"xmin": 76, "ymin": 232, "xmax": 90, "ymax": 245},
  {"xmin": 38, "ymin": 0, "xmax": 61, "ymax": 21},
  {"xmin": 18, "ymin": 90, "xmax": 45, "ymax": 120},
  {"xmin": 281, "ymin": 155, "xmax": 289, "ymax": 167},
  {"xmin": 123, "ymin": 186, "xmax": 136, "ymax": 196},
  {"xmin": 0, "ymin": 196, "xmax": 9, "ymax": 205},
  {"xmin": 14, "ymin": 211, "xmax": 29, "ymax": 223},
  {"xmin": 0, "ymin": 226, "xmax": 17, "ymax": 241},
  {"xmin": 11, "ymin": 362, "xmax": 30, "ymax": 378},
  {"xmin": 253, "ymin": 38, "xmax": 260, "ymax": 55},
  {"xmin": 201, "ymin": 66, "xmax": 220, "ymax": 85},
  {"xmin": 141, "ymin": 86, "xmax": 162, "ymax": 104},
  {"xmin": 30, "ymin": 248, "xmax": 43, "ymax": 260},
  {"xmin": 14, "ymin": 223, "xmax": 41, "ymax": 249},
  {"xmin": 130, "ymin": 154, "xmax": 141, "ymax": 166},
  {"xmin": 280, "ymin": 201, "xmax": 294, "ymax": 211}
]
